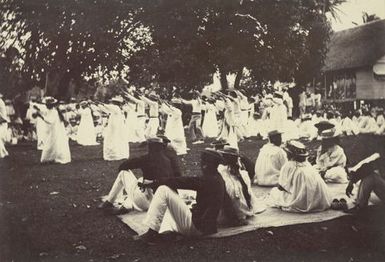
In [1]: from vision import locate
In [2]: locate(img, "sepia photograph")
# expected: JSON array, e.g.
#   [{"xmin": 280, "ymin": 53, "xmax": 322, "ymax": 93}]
[{"xmin": 0, "ymin": 0, "xmax": 385, "ymax": 261}]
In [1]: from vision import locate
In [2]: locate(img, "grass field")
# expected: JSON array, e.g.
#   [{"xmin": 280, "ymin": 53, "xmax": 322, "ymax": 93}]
[{"xmin": 1, "ymin": 135, "xmax": 385, "ymax": 262}]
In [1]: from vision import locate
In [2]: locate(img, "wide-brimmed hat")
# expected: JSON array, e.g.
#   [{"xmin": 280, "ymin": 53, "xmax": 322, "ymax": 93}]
[
  {"xmin": 157, "ymin": 135, "xmax": 171, "ymax": 144},
  {"xmin": 147, "ymin": 137, "xmax": 164, "ymax": 144},
  {"xmin": 314, "ymin": 120, "xmax": 335, "ymax": 131},
  {"xmin": 201, "ymin": 148, "xmax": 223, "ymax": 164},
  {"xmin": 268, "ymin": 129, "xmax": 282, "ymax": 138},
  {"xmin": 320, "ymin": 129, "xmax": 339, "ymax": 140},
  {"xmin": 265, "ymin": 94, "xmax": 273, "ymax": 100},
  {"xmin": 284, "ymin": 140, "xmax": 309, "ymax": 157},
  {"xmin": 148, "ymin": 93, "xmax": 160, "ymax": 101},
  {"xmin": 210, "ymin": 139, "xmax": 229, "ymax": 149},
  {"xmin": 79, "ymin": 101, "xmax": 88, "ymax": 106},
  {"xmin": 301, "ymin": 113, "xmax": 312, "ymax": 121},
  {"xmin": 110, "ymin": 96, "xmax": 124, "ymax": 103},
  {"xmin": 43, "ymin": 96, "xmax": 58, "ymax": 105},
  {"xmin": 218, "ymin": 146, "xmax": 240, "ymax": 156}
]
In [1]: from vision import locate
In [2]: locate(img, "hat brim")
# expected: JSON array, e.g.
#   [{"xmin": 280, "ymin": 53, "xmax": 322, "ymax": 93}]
[{"xmin": 283, "ymin": 147, "xmax": 309, "ymax": 157}]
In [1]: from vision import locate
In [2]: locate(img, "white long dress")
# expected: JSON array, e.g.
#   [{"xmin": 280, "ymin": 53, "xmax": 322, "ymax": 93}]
[
  {"xmin": 40, "ymin": 109, "xmax": 71, "ymax": 164},
  {"xmin": 33, "ymin": 103, "xmax": 48, "ymax": 150},
  {"xmin": 268, "ymin": 161, "xmax": 331, "ymax": 212},
  {"xmin": 123, "ymin": 103, "xmax": 138, "ymax": 143},
  {"xmin": 164, "ymin": 105, "xmax": 187, "ymax": 155},
  {"xmin": 77, "ymin": 107, "xmax": 98, "ymax": 146},
  {"xmin": 254, "ymin": 143, "xmax": 287, "ymax": 186},
  {"xmin": 102, "ymin": 104, "xmax": 129, "ymax": 161},
  {"xmin": 202, "ymin": 103, "xmax": 219, "ymax": 138}
]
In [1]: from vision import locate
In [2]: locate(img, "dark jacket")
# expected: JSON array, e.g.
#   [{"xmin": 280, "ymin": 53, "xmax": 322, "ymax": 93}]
[
  {"xmin": 118, "ymin": 151, "xmax": 175, "ymax": 180},
  {"xmin": 154, "ymin": 174, "xmax": 225, "ymax": 235}
]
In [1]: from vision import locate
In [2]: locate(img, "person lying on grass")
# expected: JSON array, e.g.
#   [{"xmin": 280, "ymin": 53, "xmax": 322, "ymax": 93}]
[
  {"xmin": 133, "ymin": 149, "xmax": 226, "ymax": 245},
  {"xmin": 345, "ymin": 153, "xmax": 385, "ymax": 214},
  {"xmin": 98, "ymin": 136, "xmax": 181, "ymax": 215}
]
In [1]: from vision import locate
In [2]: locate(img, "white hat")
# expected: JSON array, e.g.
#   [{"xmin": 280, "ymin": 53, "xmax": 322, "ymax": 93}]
[{"xmin": 110, "ymin": 96, "xmax": 124, "ymax": 103}]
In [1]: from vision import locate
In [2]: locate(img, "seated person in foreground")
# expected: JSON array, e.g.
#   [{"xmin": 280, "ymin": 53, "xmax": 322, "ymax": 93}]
[
  {"xmin": 211, "ymin": 139, "xmax": 256, "ymax": 181},
  {"xmin": 254, "ymin": 130, "xmax": 287, "ymax": 186},
  {"xmin": 133, "ymin": 149, "xmax": 226, "ymax": 244},
  {"xmin": 315, "ymin": 129, "xmax": 348, "ymax": 183},
  {"xmin": 345, "ymin": 153, "xmax": 384, "ymax": 214},
  {"xmin": 217, "ymin": 146, "xmax": 266, "ymax": 224},
  {"xmin": 268, "ymin": 141, "xmax": 331, "ymax": 213},
  {"xmin": 98, "ymin": 137, "xmax": 181, "ymax": 215}
]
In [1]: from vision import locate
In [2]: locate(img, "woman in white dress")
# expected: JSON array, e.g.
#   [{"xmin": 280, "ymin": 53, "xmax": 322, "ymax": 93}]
[
  {"xmin": 122, "ymin": 102, "xmax": 138, "ymax": 143},
  {"xmin": 77, "ymin": 101, "xmax": 98, "ymax": 146},
  {"xmin": 202, "ymin": 99, "xmax": 219, "ymax": 138},
  {"xmin": 98, "ymin": 96, "xmax": 129, "ymax": 161},
  {"xmin": 268, "ymin": 140, "xmax": 331, "ymax": 213},
  {"xmin": 162, "ymin": 102, "xmax": 187, "ymax": 155},
  {"xmin": 36, "ymin": 97, "xmax": 71, "ymax": 164}
]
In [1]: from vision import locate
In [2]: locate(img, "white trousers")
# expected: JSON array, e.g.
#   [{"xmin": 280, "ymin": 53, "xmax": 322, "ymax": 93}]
[
  {"xmin": 144, "ymin": 185, "xmax": 201, "ymax": 236},
  {"xmin": 106, "ymin": 170, "xmax": 152, "ymax": 211}
]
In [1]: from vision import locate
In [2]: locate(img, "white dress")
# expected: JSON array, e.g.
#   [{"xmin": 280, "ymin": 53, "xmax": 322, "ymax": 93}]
[
  {"xmin": 268, "ymin": 161, "xmax": 331, "ymax": 213},
  {"xmin": 0, "ymin": 122, "xmax": 8, "ymax": 158},
  {"xmin": 202, "ymin": 103, "xmax": 219, "ymax": 138},
  {"xmin": 164, "ymin": 105, "xmax": 187, "ymax": 155},
  {"xmin": 102, "ymin": 104, "xmax": 129, "ymax": 161},
  {"xmin": 254, "ymin": 143, "xmax": 287, "ymax": 186},
  {"xmin": 77, "ymin": 107, "xmax": 98, "ymax": 146},
  {"xmin": 40, "ymin": 109, "xmax": 71, "ymax": 164},
  {"xmin": 123, "ymin": 103, "xmax": 138, "ymax": 143}
]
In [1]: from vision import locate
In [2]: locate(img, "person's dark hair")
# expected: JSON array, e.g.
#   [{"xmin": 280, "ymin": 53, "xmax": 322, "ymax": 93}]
[{"xmin": 269, "ymin": 134, "xmax": 282, "ymax": 147}]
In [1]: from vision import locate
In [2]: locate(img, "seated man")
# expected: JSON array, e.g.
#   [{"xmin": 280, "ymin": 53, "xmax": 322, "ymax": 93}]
[
  {"xmin": 254, "ymin": 130, "xmax": 287, "ymax": 186},
  {"xmin": 298, "ymin": 114, "xmax": 318, "ymax": 141},
  {"xmin": 345, "ymin": 153, "xmax": 384, "ymax": 214},
  {"xmin": 218, "ymin": 146, "xmax": 265, "ymax": 223},
  {"xmin": 315, "ymin": 129, "xmax": 348, "ymax": 183},
  {"xmin": 133, "ymin": 149, "xmax": 226, "ymax": 244},
  {"xmin": 211, "ymin": 139, "xmax": 255, "ymax": 181},
  {"xmin": 268, "ymin": 141, "xmax": 331, "ymax": 213},
  {"xmin": 98, "ymin": 137, "xmax": 180, "ymax": 214}
]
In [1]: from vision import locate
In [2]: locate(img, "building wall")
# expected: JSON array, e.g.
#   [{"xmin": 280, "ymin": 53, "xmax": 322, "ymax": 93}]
[{"xmin": 356, "ymin": 67, "xmax": 385, "ymax": 100}]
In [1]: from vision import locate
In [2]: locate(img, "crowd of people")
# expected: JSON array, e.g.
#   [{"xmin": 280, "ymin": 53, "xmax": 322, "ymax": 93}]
[{"xmin": 0, "ymin": 86, "xmax": 384, "ymax": 244}]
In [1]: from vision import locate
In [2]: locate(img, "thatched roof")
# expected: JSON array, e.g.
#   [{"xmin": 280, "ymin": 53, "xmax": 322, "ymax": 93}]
[{"xmin": 323, "ymin": 19, "xmax": 385, "ymax": 72}]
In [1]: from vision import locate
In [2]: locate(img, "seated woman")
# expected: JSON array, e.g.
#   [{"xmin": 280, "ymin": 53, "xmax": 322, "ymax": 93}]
[
  {"xmin": 315, "ymin": 129, "xmax": 348, "ymax": 183},
  {"xmin": 268, "ymin": 141, "xmax": 331, "ymax": 213},
  {"xmin": 133, "ymin": 149, "xmax": 226, "ymax": 244},
  {"xmin": 217, "ymin": 146, "xmax": 265, "ymax": 223}
]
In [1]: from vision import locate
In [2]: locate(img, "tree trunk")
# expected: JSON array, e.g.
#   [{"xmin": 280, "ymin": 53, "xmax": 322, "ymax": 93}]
[
  {"xmin": 219, "ymin": 67, "xmax": 228, "ymax": 90},
  {"xmin": 234, "ymin": 67, "xmax": 244, "ymax": 89}
]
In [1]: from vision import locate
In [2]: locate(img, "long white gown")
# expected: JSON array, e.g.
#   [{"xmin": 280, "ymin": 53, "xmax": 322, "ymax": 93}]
[
  {"xmin": 163, "ymin": 105, "xmax": 187, "ymax": 155},
  {"xmin": 202, "ymin": 103, "xmax": 219, "ymax": 138},
  {"xmin": 40, "ymin": 109, "xmax": 71, "ymax": 164},
  {"xmin": 77, "ymin": 107, "xmax": 98, "ymax": 146},
  {"xmin": 102, "ymin": 104, "xmax": 129, "ymax": 161},
  {"xmin": 268, "ymin": 161, "xmax": 331, "ymax": 212},
  {"xmin": 123, "ymin": 103, "xmax": 138, "ymax": 143},
  {"xmin": 254, "ymin": 143, "xmax": 287, "ymax": 186}
]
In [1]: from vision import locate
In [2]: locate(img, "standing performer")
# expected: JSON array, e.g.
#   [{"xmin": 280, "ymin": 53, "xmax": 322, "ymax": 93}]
[
  {"xmin": 97, "ymin": 96, "xmax": 129, "ymax": 161},
  {"xmin": 35, "ymin": 97, "xmax": 71, "ymax": 164},
  {"xmin": 142, "ymin": 93, "xmax": 160, "ymax": 138},
  {"xmin": 180, "ymin": 91, "xmax": 204, "ymax": 144},
  {"xmin": 77, "ymin": 101, "xmax": 98, "ymax": 146},
  {"xmin": 123, "ymin": 91, "xmax": 146, "ymax": 143},
  {"xmin": 0, "ymin": 93, "xmax": 9, "ymax": 158},
  {"xmin": 202, "ymin": 98, "xmax": 219, "ymax": 138}
]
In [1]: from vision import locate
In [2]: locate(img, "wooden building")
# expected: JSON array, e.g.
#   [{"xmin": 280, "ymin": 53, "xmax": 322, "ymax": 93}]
[{"xmin": 322, "ymin": 19, "xmax": 385, "ymax": 107}]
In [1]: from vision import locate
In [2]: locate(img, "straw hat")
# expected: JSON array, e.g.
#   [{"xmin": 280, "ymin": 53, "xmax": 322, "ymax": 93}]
[
  {"xmin": 320, "ymin": 129, "xmax": 339, "ymax": 140},
  {"xmin": 43, "ymin": 96, "xmax": 58, "ymax": 105},
  {"xmin": 218, "ymin": 146, "xmax": 240, "ymax": 156},
  {"xmin": 284, "ymin": 140, "xmax": 309, "ymax": 157},
  {"xmin": 110, "ymin": 96, "xmax": 124, "ymax": 103}
]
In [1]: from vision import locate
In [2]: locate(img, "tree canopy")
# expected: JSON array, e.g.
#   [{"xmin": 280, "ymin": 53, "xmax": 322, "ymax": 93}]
[{"xmin": 0, "ymin": 0, "xmax": 344, "ymax": 98}]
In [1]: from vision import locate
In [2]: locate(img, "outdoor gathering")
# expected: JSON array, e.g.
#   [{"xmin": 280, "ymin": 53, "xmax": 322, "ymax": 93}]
[{"xmin": 0, "ymin": 0, "xmax": 385, "ymax": 261}]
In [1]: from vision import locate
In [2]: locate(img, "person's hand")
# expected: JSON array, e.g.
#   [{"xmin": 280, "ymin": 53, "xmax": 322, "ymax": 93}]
[{"xmin": 346, "ymin": 182, "xmax": 354, "ymax": 198}]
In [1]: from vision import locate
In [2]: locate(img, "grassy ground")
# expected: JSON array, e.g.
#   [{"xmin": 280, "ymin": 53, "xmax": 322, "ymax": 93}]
[{"xmin": 0, "ymin": 135, "xmax": 385, "ymax": 262}]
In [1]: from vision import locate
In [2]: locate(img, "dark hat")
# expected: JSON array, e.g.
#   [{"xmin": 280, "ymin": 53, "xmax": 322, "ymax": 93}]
[
  {"xmin": 218, "ymin": 146, "xmax": 240, "ymax": 156},
  {"xmin": 210, "ymin": 139, "xmax": 229, "ymax": 149},
  {"xmin": 157, "ymin": 135, "xmax": 171, "ymax": 144},
  {"xmin": 274, "ymin": 91, "xmax": 283, "ymax": 99},
  {"xmin": 314, "ymin": 120, "xmax": 335, "ymax": 131},
  {"xmin": 147, "ymin": 137, "xmax": 164, "ymax": 144},
  {"xmin": 268, "ymin": 129, "xmax": 282, "ymax": 138},
  {"xmin": 284, "ymin": 140, "xmax": 309, "ymax": 157}
]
